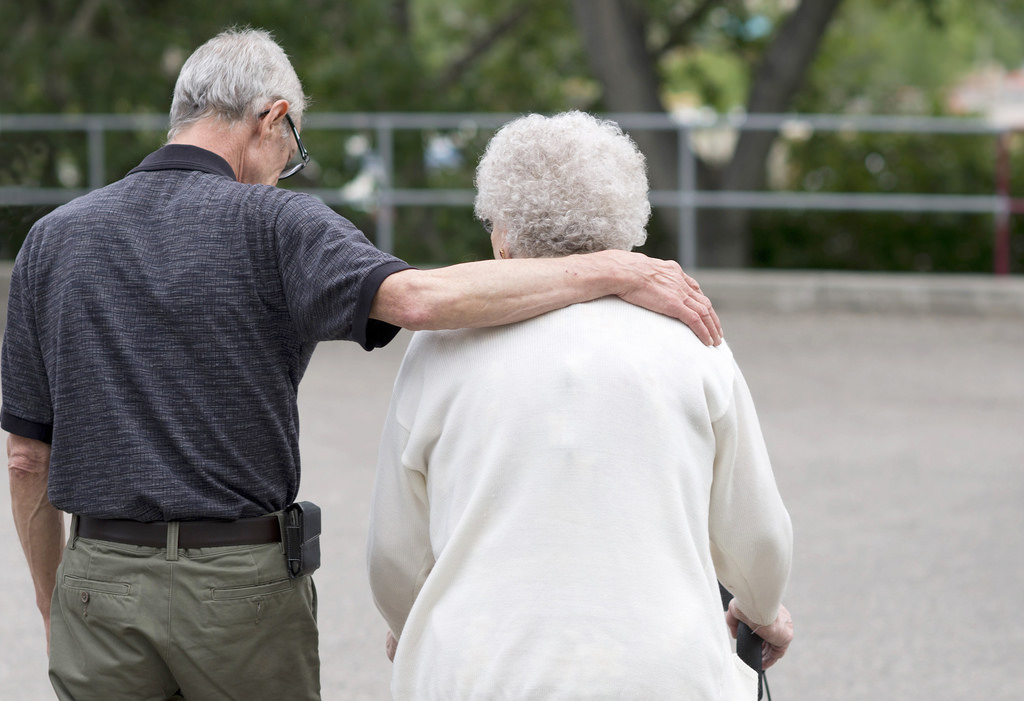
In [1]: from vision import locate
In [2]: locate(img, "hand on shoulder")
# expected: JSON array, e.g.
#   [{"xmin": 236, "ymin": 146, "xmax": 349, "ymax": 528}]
[{"xmin": 604, "ymin": 250, "xmax": 723, "ymax": 346}]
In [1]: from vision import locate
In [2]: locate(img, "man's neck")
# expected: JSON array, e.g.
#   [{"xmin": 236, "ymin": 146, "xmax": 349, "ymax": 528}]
[{"xmin": 168, "ymin": 119, "xmax": 246, "ymax": 180}]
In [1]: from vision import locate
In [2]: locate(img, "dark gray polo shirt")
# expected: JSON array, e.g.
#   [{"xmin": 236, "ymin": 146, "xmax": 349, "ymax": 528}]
[{"xmin": 1, "ymin": 144, "xmax": 411, "ymax": 521}]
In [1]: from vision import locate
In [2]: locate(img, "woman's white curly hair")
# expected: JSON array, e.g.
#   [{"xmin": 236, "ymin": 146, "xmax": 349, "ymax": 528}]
[{"xmin": 474, "ymin": 111, "xmax": 650, "ymax": 258}]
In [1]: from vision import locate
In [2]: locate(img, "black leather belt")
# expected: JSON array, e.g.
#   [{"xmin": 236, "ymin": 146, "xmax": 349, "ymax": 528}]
[{"xmin": 76, "ymin": 514, "xmax": 281, "ymax": 548}]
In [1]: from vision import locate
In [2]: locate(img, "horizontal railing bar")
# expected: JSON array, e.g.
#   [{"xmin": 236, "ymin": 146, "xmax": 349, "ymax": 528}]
[
  {"xmin": 0, "ymin": 114, "xmax": 169, "ymax": 131},
  {"xmin": 3, "ymin": 186, "xmax": 1015, "ymax": 214},
  {"xmin": 650, "ymin": 191, "xmax": 1009, "ymax": 213},
  {"xmin": 0, "ymin": 112, "xmax": 1008, "ymax": 135}
]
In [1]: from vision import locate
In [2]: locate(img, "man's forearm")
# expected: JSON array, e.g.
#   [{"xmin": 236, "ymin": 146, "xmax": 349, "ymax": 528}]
[
  {"xmin": 8, "ymin": 435, "xmax": 64, "ymax": 623},
  {"xmin": 372, "ymin": 255, "xmax": 620, "ymax": 330},
  {"xmin": 370, "ymin": 249, "xmax": 722, "ymax": 344}
]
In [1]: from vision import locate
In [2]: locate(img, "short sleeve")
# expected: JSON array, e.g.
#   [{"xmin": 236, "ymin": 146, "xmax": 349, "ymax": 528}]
[
  {"xmin": 272, "ymin": 194, "xmax": 412, "ymax": 348},
  {"xmin": 2, "ymin": 245, "xmax": 55, "ymax": 441}
]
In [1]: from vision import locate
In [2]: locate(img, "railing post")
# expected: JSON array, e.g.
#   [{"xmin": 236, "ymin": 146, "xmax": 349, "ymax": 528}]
[
  {"xmin": 376, "ymin": 120, "xmax": 395, "ymax": 255},
  {"xmin": 677, "ymin": 123, "xmax": 697, "ymax": 270},
  {"xmin": 995, "ymin": 131, "xmax": 1012, "ymax": 276},
  {"xmin": 87, "ymin": 119, "xmax": 105, "ymax": 190}
]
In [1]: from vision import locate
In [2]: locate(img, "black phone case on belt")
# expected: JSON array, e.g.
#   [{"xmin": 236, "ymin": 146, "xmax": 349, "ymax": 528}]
[{"xmin": 284, "ymin": 502, "xmax": 322, "ymax": 578}]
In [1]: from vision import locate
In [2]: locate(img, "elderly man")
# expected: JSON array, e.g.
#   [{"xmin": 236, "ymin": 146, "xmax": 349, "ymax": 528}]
[{"xmin": 2, "ymin": 28, "xmax": 720, "ymax": 701}]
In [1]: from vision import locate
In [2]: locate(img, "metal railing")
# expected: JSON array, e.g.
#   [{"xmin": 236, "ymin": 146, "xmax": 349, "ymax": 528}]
[{"xmin": 0, "ymin": 112, "xmax": 1019, "ymax": 273}]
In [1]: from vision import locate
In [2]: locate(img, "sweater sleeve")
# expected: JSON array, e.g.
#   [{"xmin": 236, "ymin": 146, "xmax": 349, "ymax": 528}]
[
  {"xmin": 708, "ymin": 362, "xmax": 793, "ymax": 627},
  {"xmin": 366, "ymin": 337, "xmax": 436, "ymax": 640}
]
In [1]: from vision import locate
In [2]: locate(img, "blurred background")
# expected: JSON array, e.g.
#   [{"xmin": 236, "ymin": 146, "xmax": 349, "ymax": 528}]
[{"xmin": 3, "ymin": 0, "xmax": 1024, "ymax": 273}]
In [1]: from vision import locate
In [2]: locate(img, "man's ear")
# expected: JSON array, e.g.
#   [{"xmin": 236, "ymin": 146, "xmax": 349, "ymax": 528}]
[{"xmin": 257, "ymin": 100, "xmax": 290, "ymax": 139}]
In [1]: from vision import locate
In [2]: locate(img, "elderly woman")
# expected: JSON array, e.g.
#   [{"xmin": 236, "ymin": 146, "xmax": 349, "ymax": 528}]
[{"xmin": 367, "ymin": 111, "xmax": 793, "ymax": 700}]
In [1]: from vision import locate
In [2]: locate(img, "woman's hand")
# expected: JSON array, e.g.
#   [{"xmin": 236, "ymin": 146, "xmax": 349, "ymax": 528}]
[
  {"xmin": 385, "ymin": 630, "xmax": 398, "ymax": 662},
  {"xmin": 727, "ymin": 600, "xmax": 794, "ymax": 669}
]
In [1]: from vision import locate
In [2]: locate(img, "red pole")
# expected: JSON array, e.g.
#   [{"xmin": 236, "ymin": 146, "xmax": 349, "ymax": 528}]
[{"xmin": 995, "ymin": 132, "xmax": 1012, "ymax": 276}]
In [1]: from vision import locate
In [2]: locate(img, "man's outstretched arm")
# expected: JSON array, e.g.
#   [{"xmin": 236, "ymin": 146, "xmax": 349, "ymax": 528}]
[{"xmin": 370, "ymin": 249, "xmax": 723, "ymax": 345}]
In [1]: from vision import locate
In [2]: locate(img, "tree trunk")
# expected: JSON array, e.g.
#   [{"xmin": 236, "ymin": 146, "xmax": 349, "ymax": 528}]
[
  {"xmin": 702, "ymin": 0, "xmax": 846, "ymax": 267},
  {"xmin": 571, "ymin": 0, "xmax": 679, "ymax": 195},
  {"xmin": 573, "ymin": 0, "xmax": 845, "ymax": 267},
  {"xmin": 572, "ymin": 0, "xmax": 695, "ymax": 261}
]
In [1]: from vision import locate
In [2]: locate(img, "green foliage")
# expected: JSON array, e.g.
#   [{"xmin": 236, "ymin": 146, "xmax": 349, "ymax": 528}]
[
  {"xmin": 752, "ymin": 210, "xmax": 1009, "ymax": 272},
  {"xmin": 3, "ymin": 0, "xmax": 1024, "ymax": 272},
  {"xmin": 655, "ymin": 0, "xmax": 821, "ymax": 112},
  {"xmin": 660, "ymin": 48, "xmax": 750, "ymax": 112},
  {"xmin": 751, "ymin": 131, "xmax": 1024, "ymax": 272},
  {"xmin": 798, "ymin": 0, "xmax": 1024, "ymax": 114},
  {"xmin": 409, "ymin": 1, "xmax": 588, "ymax": 112}
]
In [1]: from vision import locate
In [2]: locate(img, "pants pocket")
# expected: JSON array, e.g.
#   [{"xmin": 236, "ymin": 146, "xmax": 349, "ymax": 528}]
[
  {"xmin": 211, "ymin": 578, "xmax": 296, "ymax": 601},
  {"xmin": 61, "ymin": 574, "xmax": 135, "ymax": 624},
  {"xmin": 207, "ymin": 577, "xmax": 301, "ymax": 626}
]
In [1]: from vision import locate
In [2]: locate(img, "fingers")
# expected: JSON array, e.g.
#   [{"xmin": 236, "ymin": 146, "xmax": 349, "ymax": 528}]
[
  {"xmin": 681, "ymin": 269, "xmax": 703, "ymax": 294},
  {"xmin": 725, "ymin": 609, "xmax": 740, "ymax": 639},
  {"xmin": 385, "ymin": 630, "xmax": 398, "ymax": 662},
  {"xmin": 706, "ymin": 301, "xmax": 723, "ymax": 343},
  {"xmin": 673, "ymin": 262, "xmax": 722, "ymax": 346},
  {"xmin": 682, "ymin": 288, "xmax": 722, "ymax": 346},
  {"xmin": 757, "ymin": 605, "xmax": 793, "ymax": 669},
  {"xmin": 617, "ymin": 253, "xmax": 723, "ymax": 345},
  {"xmin": 680, "ymin": 305, "xmax": 715, "ymax": 346},
  {"xmin": 762, "ymin": 640, "xmax": 788, "ymax": 669},
  {"xmin": 728, "ymin": 600, "xmax": 793, "ymax": 669}
]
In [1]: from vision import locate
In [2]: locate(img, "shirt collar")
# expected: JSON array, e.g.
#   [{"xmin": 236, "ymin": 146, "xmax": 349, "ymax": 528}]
[{"xmin": 128, "ymin": 144, "xmax": 237, "ymax": 181}]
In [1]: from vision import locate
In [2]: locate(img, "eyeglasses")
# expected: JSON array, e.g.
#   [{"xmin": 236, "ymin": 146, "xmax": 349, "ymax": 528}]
[{"xmin": 259, "ymin": 110, "xmax": 310, "ymax": 179}]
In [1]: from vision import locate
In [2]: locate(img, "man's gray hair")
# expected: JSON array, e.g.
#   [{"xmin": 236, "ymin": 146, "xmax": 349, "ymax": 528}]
[
  {"xmin": 474, "ymin": 111, "xmax": 650, "ymax": 258},
  {"xmin": 168, "ymin": 27, "xmax": 308, "ymax": 140}
]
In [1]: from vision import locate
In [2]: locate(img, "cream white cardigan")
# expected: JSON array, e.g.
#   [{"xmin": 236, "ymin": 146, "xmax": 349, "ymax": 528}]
[{"xmin": 368, "ymin": 297, "xmax": 792, "ymax": 700}]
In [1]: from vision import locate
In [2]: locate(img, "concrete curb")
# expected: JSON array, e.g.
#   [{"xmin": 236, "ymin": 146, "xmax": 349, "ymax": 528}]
[
  {"xmin": 693, "ymin": 269, "xmax": 1024, "ymax": 318},
  {"xmin": 2, "ymin": 263, "xmax": 1023, "ymax": 324}
]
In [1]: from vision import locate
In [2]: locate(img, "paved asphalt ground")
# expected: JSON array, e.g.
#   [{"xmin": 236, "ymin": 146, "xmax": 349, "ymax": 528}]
[{"xmin": 1, "ymin": 271, "xmax": 1022, "ymax": 700}]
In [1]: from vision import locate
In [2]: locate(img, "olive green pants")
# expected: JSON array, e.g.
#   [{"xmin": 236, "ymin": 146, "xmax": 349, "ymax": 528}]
[{"xmin": 48, "ymin": 517, "xmax": 319, "ymax": 701}]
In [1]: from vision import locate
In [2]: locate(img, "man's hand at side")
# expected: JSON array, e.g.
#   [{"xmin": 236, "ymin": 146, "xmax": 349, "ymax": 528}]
[{"xmin": 8, "ymin": 433, "xmax": 64, "ymax": 653}]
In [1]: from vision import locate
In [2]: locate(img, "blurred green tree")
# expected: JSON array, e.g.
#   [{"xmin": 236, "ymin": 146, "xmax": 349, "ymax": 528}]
[
  {"xmin": 749, "ymin": 131, "xmax": 1019, "ymax": 272},
  {"xmin": 1, "ymin": 0, "xmax": 1023, "ymax": 271}
]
